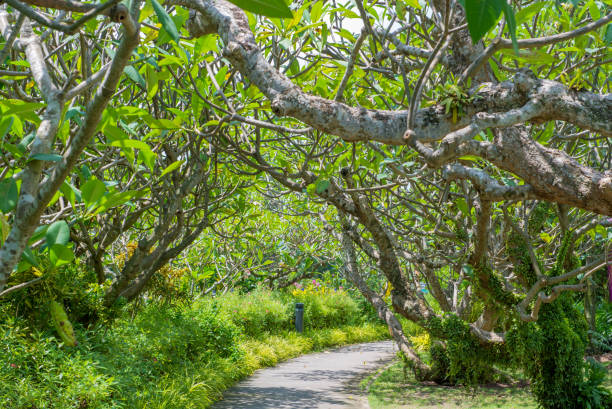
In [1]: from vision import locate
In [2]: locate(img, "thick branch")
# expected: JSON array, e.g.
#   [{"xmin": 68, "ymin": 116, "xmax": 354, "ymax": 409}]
[
  {"xmin": 180, "ymin": 0, "xmax": 610, "ymax": 143},
  {"xmin": 179, "ymin": 0, "xmax": 611, "ymax": 215},
  {"xmin": 340, "ymin": 220, "xmax": 431, "ymax": 377}
]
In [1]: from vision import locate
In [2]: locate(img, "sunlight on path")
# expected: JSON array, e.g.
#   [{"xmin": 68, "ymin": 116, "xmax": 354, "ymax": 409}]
[{"xmin": 211, "ymin": 340, "xmax": 397, "ymax": 409}]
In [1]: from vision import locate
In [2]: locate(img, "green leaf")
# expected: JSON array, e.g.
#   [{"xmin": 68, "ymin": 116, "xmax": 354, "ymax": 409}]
[
  {"xmin": 94, "ymin": 190, "xmax": 144, "ymax": 214},
  {"xmin": 27, "ymin": 153, "xmax": 63, "ymax": 163},
  {"xmin": 456, "ymin": 197, "xmax": 469, "ymax": 217},
  {"xmin": 315, "ymin": 179, "xmax": 330, "ymax": 194},
  {"xmin": 146, "ymin": 65, "xmax": 159, "ymax": 99},
  {"xmin": 0, "ymin": 212, "xmax": 10, "ymax": 245},
  {"xmin": 17, "ymin": 133, "xmax": 35, "ymax": 153},
  {"xmin": 138, "ymin": 149, "xmax": 157, "ymax": 172},
  {"xmin": 151, "ymin": 0, "xmax": 181, "ymax": 44},
  {"xmin": 124, "ymin": 65, "xmax": 146, "ymax": 88},
  {"xmin": 45, "ymin": 220, "xmax": 70, "ymax": 248},
  {"xmin": 499, "ymin": 48, "xmax": 555, "ymax": 64},
  {"xmin": 28, "ymin": 224, "xmax": 48, "ymax": 246},
  {"xmin": 110, "ymin": 138, "xmax": 153, "ymax": 152},
  {"xmin": 396, "ymin": 1, "xmax": 406, "ymax": 20},
  {"xmin": 464, "ymin": 0, "xmax": 503, "ymax": 43},
  {"xmin": 49, "ymin": 244, "xmax": 74, "ymax": 267},
  {"xmin": 540, "ymin": 232, "xmax": 552, "ymax": 243},
  {"xmin": 458, "ymin": 155, "xmax": 481, "ymax": 162},
  {"xmin": 0, "ymin": 178, "xmax": 18, "ymax": 213},
  {"xmin": 605, "ymin": 24, "xmax": 612, "ymax": 45},
  {"xmin": 306, "ymin": 183, "xmax": 316, "ymax": 196},
  {"xmin": 81, "ymin": 178, "xmax": 106, "ymax": 207},
  {"xmin": 160, "ymin": 160, "xmax": 184, "ymax": 178},
  {"xmin": 0, "ymin": 116, "xmax": 13, "ymax": 140},
  {"xmin": 21, "ymin": 247, "xmax": 40, "ymax": 268},
  {"xmin": 59, "ymin": 182, "xmax": 82, "ymax": 207},
  {"xmin": 515, "ymin": 2, "xmax": 548, "ymax": 25},
  {"xmin": 310, "ymin": 1, "xmax": 323, "ymax": 22},
  {"xmin": 227, "ymin": 0, "xmax": 292, "ymax": 18},
  {"xmin": 588, "ymin": 1, "xmax": 601, "ymax": 21},
  {"xmin": 501, "ymin": 1, "xmax": 518, "ymax": 53},
  {"xmin": 110, "ymin": 139, "xmax": 157, "ymax": 171},
  {"xmin": 2, "ymin": 100, "xmax": 45, "ymax": 116},
  {"xmin": 2, "ymin": 143, "xmax": 21, "ymax": 158}
]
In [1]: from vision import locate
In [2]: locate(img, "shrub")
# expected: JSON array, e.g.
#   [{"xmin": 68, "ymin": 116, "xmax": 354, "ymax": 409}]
[
  {"xmin": 211, "ymin": 287, "xmax": 292, "ymax": 337},
  {"xmin": 0, "ymin": 316, "xmax": 116, "ymax": 409},
  {"xmin": 593, "ymin": 301, "xmax": 612, "ymax": 351},
  {"xmin": 114, "ymin": 302, "xmax": 242, "ymax": 365},
  {"xmin": 290, "ymin": 281, "xmax": 361, "ymax": 329},
  {"xmin": 0, "ymin": 279, "xmax": 388, "ymax": 408},
  {"xmin": 204, "ymin": 283, "xmax": 365, "ymax": 337},
  {"xmin": 508, "ymin": 297, "xmax": 611, "ymax": 409},
  {"xmin": 0, "ymin": 300, "xmax": 242, "ymax": 409},
  {"xmin": 2, "ymin": 262, "xmax": 109, "ymax": 328}
]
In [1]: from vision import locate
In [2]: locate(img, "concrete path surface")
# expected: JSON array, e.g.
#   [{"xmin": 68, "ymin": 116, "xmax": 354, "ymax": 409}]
[{"xmin": 211, "ymin": 340, "xmax": 397, "ymax": 409}]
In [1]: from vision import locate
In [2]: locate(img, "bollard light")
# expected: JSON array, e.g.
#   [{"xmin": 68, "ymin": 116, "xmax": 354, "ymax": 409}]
[{"xmin": 295, "ymin": 302, "xmax": 304, "ymax": 333}]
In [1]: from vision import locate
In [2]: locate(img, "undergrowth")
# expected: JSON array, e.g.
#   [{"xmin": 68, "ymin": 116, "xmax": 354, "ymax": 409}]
[{"xmin": 0, "ymin": 286, "xmax": 387, "ymax": 409}]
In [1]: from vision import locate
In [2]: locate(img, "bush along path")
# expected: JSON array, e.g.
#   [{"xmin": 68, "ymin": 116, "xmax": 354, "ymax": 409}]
[
  {"xmin": 1, "ymin": 285, "xmax": 389, "ymax": 408},
  {"xmin": 212, "ymin": 340, "xmax": 397, "ymax": 409}
]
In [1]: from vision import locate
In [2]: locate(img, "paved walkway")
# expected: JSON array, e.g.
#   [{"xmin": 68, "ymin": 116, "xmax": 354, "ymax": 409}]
[{"xmin": 211, "ymin": 340, "xmax": 397, "ymax": 409}]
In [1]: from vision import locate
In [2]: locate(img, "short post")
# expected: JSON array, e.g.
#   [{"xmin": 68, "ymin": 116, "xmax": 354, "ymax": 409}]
[{"xmin": 295, "ymin": 302, "xmax": 304, "ymax": 333}]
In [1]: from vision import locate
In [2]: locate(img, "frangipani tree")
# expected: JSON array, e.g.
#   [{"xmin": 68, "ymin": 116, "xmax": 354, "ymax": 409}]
[
  {"xmin": 0, "ymin": 1, "xmax": 610, "ymax": 407},
  {"xmin": 175, "ymin": 0, "xmax": 610, "ymax": 406}
]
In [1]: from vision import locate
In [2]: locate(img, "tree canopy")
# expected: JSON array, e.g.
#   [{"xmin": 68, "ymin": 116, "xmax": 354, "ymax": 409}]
[{"xmin": 0, "ymin": 0, "xmax": 611, "ymax": 407}]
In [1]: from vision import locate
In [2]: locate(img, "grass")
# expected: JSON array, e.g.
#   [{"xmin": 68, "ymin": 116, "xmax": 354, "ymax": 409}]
[
  {"xmin": 367, "ymin": 360, "xmax": 612, "ymax": 409},
  {"xmin": 128, "ymin": 323, "xmax": 390, "ymax": 409},
  {"xmin": 0, "ymin": 286, "xmax": 389, "ymax": 409}
]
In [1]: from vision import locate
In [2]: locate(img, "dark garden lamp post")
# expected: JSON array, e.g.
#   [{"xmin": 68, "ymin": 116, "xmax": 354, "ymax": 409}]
[{"xmin": 295, "ymin": 303, "xmax": 304, "ymax": 333}]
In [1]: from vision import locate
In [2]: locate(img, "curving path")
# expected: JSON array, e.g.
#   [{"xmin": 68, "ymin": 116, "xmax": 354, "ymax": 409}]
[{"xmin": 211, "ymin": 340, "xmax": 397, "ymax": 409}]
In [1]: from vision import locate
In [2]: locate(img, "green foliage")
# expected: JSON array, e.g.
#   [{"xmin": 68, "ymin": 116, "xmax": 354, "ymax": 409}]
[
  {"xmin": 507, "ymin": 298, "xmax": 610, "ymax": 409},
  {"xmin": 460, "ymin": 0, "xmax": 518, "ymax": 49},
  {"xmin": 213, "ymin": 287, "xmax": 292, "ymax": 337},
  {"xmin": 151, "ymin": 0, "xmax": 181, "ymax": 45},
  {"xmin": 227, "ymin": 0, "xmax": 293, "ymax": 18},
  {"xmin": 507, "ymin": 235, "xmax": 538, "ymax": 286},
  {"xmin": 45, "ymin": 221, "xmax": 75, "ymax": 268},
  {"xmin": 353, "ymin": 291, "xmax": 382, "ymax": 323},
  {"xmin": 367, "ymin": 361, "xmax": 538, "ymax": 409},
  {"xmin": 0, "ymin": 300, "xmax": 243, "ymax": 406},
  {"xmin": 207, "ymin": 284, "xmax": 367, "ymax": 337},
  {"xmin": 505, "ymin": 204, "xmax": 553, "ymax": 288},
  {"xmin": 425, "ymin": 314, "xmax": 505, "ymax": 385},
  {"xmin": 577, "ymin": 358, "xmax": 612, "ymax": 409},
  {"xmin": 0, "ymin": 320, "xmax": 116, "ymax": 408},
  {"xmin": 2, "ymin": 263, "xmax": 109, "ymax": 328},
  {"xmin": 428, "ymin": 342, "xmax": 452, "ymax": 384},
  {"xmin": 504, "ymin": 207, "xmax": 610, "ymax": 409},
  {"xmin": 0, "ymin": 272, "xmax": 386, "ymax": 408},
  {"xmin": 0, "ymin": 2, "xmax": 608, "ymax": 409},
  {"xmin": 464, "ymin": 0, "xmax": 504, "ymax": 43},
  {"xmin": 473, "ymin": 263, "xmax": 519, "ymax": 307},
  {"xmin": 593, "ymin": 302, "xmax": 612, "ymax": 351},
  {"xmin": 291, "ymin": 283, "xmax": 362, "ymax": 329},
  {"xmin": 120, "ymin": 302, "xmax": 243, "ymax": 363},
  {"xmin": 527, "ymin": 202, "xmax": 550, "ymax": 235},
  {"xmin": 0, "ymin": 178, "xmax": 18, "ymax": 214},
  {"xmin": 429, "ymin": 75, "xmax": 480, "ymax": 123},
  {"xmin": 49, "ymin": 300, "xmax": 78, "ymax": 347}
]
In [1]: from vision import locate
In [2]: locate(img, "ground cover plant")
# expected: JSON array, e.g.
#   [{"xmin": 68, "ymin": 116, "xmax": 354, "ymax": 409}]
[
  {"xmin": 368, "ymin": 361, "xmax": 537, "ymax": 409},
  {"xmin": 367, "ymin": 359, "xmax": 612, "ymax": 409},
  {"xmin": 0, "ymin": 0, "xmax": 611, "ymax": 408},
  {"xmin": 0, "ymin": 281, "xmax": 387, "ymax": 408}
]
